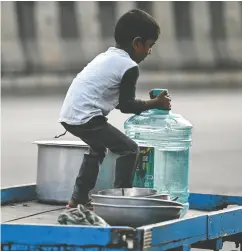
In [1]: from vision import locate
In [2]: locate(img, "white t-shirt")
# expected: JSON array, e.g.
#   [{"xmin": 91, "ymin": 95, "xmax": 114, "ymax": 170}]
[{"xmin": 59, "ymin": 47, "xmax": 138, "ymax": 125}]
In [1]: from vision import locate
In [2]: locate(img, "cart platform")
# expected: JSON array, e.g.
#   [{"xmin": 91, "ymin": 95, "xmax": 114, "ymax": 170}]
[{"xmin": 1, "ymin": 184, "xmax": 242, "ymax": 251}]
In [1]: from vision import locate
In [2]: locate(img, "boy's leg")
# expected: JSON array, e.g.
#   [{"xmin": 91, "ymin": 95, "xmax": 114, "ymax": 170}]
[
  {"xmin": 62, "ymin": 119, "xmax": 107, "ymax": 206},
  {"xmin": 102, "ymin": 124, "xmax": 140, "ymax": 188},
  {"xmin": 71, "ymin": 145, "xmax": 106, "ymax": 204},
  {"xmin": 62, "ymin": 117, "xmax": 140, "ymax": 204},
  {"xmin": 70, "ymin": 121, "xmax": 140, "ymax": 189}
]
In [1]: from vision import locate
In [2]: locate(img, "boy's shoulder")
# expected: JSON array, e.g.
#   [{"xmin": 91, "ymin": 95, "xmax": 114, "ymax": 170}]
[
  {"xmin": 108, "ymin": 47, "xmax": 138, "ymax": 68},
  {"xmin": 90, "ymin": 47, "xmax": 138, "ymax": 73},
  {"xmin": 104, "ymin": 47, "xmax": 137, "ymax": 63}
]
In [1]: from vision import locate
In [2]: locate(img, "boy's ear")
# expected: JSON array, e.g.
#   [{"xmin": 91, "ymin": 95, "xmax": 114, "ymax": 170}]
[{"xmin": 132, "ymin": 37, "xmax": 143, "ymax": 49}]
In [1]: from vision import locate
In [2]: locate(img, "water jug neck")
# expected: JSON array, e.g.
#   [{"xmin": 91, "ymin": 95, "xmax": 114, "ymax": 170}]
[{"xmin": 152, "ymin": 109, "xmax": 170, "ymax": 114}]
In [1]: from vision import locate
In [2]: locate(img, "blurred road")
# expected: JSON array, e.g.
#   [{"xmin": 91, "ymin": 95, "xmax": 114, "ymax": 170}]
[
  {"xmin": 1, "ymin": 89, "xmax": 242, "ymax": 250},
  {"xmin": 2, "ymin": 89, "xmax": 242, "ymax": 193}
]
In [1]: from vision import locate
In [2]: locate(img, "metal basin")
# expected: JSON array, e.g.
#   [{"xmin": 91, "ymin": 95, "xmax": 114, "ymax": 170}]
[
  {"xmin": 92, "ymin": 195, "xmax": 183, "ymax": 207},
  {"xmin": 92, "ymin": 203, "xmax": 183, "ymax": 227},
  {"xmin": 97, "ymin": 188, "xmax": 157, "ymax": 197},
  {"xmin": 147, "ymin": 194, "xmax": 171, "ymax": 200}
]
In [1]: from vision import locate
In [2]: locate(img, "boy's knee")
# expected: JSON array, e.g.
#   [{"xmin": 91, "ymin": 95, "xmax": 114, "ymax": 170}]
[
  {"xmin": 110, "ymin": 138, "xmax": 140, "ymax": 157},
  {"xmin": 88, "ymin": 146, "xmax": 107, "ymax": 161},
  {"xmin": 134, "ymin": 142, "xmax": 140, "ymax": 156},
  {"xmin": 128, "ymin": 141, "xmax": 140, "ymax": 157}
]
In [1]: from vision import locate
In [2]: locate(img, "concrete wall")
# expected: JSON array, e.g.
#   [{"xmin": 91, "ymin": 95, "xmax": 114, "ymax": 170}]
[{"xmin": 1, "ymin": 1, "xmax": 242, "ymax": 76}]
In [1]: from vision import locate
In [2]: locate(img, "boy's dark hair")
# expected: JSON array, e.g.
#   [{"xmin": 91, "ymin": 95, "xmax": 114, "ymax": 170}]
[{"xmin": 114, "ymin": 9, "xmax": 160, "ymax": 47}]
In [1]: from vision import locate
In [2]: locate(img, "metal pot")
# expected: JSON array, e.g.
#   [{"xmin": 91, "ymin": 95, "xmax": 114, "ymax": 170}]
[{"xmin": 34, "ymin": 140, "xmax": 118, "ymax": 204}]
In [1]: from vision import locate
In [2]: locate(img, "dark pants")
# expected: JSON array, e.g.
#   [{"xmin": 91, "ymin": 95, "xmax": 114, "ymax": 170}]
[{"xmin": 61, "ymin": 116, "xmax": 140, "ymax": 203}]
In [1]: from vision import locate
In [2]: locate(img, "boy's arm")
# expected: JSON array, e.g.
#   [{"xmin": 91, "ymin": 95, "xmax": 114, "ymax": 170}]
[{"xmin": 117, "ymin": 66, "xmax": 160, "ymax": 114}]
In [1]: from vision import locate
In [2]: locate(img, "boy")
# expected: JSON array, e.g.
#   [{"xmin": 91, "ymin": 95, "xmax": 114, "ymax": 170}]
[{"xmin": 58, "ymin": 9, "xmax": 171, "ymax": 208}]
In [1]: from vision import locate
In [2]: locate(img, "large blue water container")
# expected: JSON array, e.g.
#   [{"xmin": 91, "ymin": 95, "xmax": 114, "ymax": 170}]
[{"xmin": 124, "ymin": 89, "xmax": 193, "ymax": 215}]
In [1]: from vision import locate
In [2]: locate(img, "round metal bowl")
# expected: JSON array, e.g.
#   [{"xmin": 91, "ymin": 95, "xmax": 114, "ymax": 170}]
[
  {"xmin": 92, "ymin": 203, "xmax": 183, "ymax": 227},
  {"xmin": 92, "ymin": 195, "xmax": 183, "ymax": 207},
  {"xmin": 147, "ymin": 194, "xmax": 171, "ymax": 200},
  {"xmin": 97, "ymin": 188, "xmax": 157, "ymax": 197}
]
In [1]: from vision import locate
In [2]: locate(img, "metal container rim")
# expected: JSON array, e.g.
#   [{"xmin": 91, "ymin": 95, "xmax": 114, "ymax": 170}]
[
  {"xmin": 92, "ymin": 202, "xmax": 184, "ymax": 209},
  {"xmin": 33, "ymin": 140, "xmax": 88, "ymax": 148},
  {"xmin": 91, "ymin": 194, "xmax": 184, "ymax": 206}
]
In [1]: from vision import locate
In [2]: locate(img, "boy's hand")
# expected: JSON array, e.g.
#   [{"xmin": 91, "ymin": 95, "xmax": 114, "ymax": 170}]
[{"xmin": 152, "ymin": 90, "xmax": 171, "ymax": 110}]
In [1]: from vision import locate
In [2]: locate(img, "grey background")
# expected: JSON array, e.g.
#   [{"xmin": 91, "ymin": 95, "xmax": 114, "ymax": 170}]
[{"xmin": 2, "ymin": 1, "xmax": 242, "ymax": 93}]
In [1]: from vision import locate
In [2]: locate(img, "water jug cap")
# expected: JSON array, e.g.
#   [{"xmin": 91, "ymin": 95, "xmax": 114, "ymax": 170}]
[
  {"xmin": 150, "ymin": 89, "xmax": 168, "ymax": 98},
  {"xmin": 150, "ymin": 89, "xmax": 170, "ymax": 114}
]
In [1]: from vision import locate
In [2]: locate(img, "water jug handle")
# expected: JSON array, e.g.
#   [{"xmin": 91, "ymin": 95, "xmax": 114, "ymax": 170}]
[{"xmin": 150, "ymin": 89, "xmax": 168, "ymax": 99}]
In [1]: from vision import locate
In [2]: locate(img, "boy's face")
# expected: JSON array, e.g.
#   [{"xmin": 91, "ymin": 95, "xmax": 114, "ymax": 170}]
[{"xmin": 132, "ymin": 38, "xmax": 156, "ymax": 63}]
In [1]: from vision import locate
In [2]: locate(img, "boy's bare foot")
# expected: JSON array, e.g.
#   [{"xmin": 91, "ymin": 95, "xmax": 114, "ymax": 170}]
[
  {"xmin": 66, "ymin": 198, "xmax": 93, "ymax": 210},
  {"xmin": 66, "ymin": 199, "xmax": 78, "ymax": 209}
]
